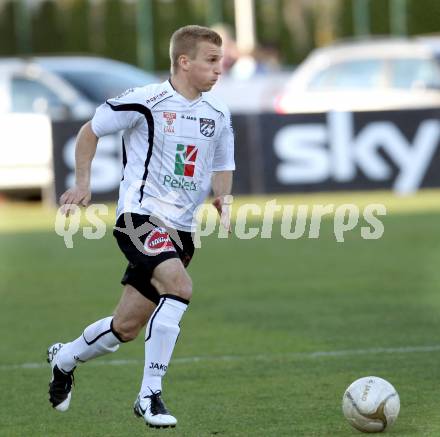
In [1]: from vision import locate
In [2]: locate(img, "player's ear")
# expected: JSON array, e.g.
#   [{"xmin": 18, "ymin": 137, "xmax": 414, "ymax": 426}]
[{"xmin": 178, "ymin": 54, "xmax": 191, "ymax": 72}]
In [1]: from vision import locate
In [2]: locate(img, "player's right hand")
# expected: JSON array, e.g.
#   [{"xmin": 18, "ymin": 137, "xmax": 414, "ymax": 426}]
[{"xmin": 59, "ymin": 185, "xmax": 91, "ymax": 216}]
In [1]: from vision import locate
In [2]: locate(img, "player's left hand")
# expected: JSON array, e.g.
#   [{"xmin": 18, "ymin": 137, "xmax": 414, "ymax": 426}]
[{"xmin": 212, "ymin": 196, "xmax": 231, "ymax": 233}]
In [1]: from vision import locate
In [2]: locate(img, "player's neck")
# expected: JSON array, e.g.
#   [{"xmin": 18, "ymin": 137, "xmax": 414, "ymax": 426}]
[{"xmin": 169, "ymin": 75, "xmax": 201, "ymax": 101}]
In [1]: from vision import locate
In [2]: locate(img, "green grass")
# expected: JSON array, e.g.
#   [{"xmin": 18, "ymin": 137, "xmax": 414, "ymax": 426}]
[{"xmin": 1, "ymin": 193, "xmax": 440, "ymax": 436}]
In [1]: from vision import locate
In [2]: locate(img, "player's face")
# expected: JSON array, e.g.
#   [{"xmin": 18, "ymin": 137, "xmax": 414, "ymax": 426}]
[{"xmin": 188, "ymin": 41, "xmax": 223, "ymax": 92}]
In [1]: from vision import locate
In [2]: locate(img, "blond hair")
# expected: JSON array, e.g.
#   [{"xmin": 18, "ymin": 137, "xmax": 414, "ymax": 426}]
[{"xmin": 169, "ymin": 25, "xmax": 222, "ymax": 74}]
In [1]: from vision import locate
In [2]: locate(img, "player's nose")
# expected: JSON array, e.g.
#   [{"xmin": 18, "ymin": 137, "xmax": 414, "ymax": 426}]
[{"xmin": 214, "ymin": 63, "xmax": 222, "ymax": 75}]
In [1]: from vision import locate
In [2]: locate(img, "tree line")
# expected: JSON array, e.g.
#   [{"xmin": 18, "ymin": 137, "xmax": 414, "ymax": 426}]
[{"xmin": 0, "ymin": 0, "xmax": 439, "ymax": 71}]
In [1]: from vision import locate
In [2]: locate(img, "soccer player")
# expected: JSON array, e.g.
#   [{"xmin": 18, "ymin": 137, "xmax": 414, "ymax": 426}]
[{"xmin": 47, "ymin": 25, "xmax": 234, "ymax": 429}]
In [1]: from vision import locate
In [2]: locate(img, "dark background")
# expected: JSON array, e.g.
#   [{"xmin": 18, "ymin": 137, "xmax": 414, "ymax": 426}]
[{"xmin": 52, "ymin": 108, "xmax": 440, "ymax": 200}]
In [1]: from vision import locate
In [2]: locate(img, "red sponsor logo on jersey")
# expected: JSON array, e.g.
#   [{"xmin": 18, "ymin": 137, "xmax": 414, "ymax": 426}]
[
  {"xmin": 144, "ymin": 227, "xmax": 176, "ymax": 255},
  {"xmin": 163, "ymin": 112, "xmax": 176, "ymax": 125},
  {"xmin": 175, "ymin": 144, "xmax": 198, "ymax": 177},
  {"xmin": 163, "ymin": 112, "xmax": 176, "ymax": 134}
]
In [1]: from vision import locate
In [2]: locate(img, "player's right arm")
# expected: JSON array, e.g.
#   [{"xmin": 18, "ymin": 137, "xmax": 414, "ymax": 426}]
[
  {"xmin": 59, "ymin": 87, "xmax": 146, "ymax": 216},
  {"xmin": 59, "ymin": 121, "xmax": 97, "ymax": 216}
]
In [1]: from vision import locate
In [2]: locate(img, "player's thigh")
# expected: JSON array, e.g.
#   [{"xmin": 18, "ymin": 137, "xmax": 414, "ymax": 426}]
[
  {"xmin": 151, "ymin": 258, "xmax": 192, "ymax": 299},
  {"xmin": 113, "ymin": 284, "xmax": 157, "ymax": 340}
]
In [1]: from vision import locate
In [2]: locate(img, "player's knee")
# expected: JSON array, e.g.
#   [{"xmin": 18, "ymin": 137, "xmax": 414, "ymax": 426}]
[
  {"xmin": 174, "ymin": 276, "xmax": 192, "ymax": 300},
  {"xmin": 165, "ymin": 275, "xmax": 192, "ymax": 300},
  {"xmin": 153, "ymin": 274, "xmax": 192, "ymax": 301}
]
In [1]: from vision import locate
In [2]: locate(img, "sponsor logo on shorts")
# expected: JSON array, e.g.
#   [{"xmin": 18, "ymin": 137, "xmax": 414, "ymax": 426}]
[{"xmin": 144, "ymin": 227, "xmax": 176, "ymax": 255}]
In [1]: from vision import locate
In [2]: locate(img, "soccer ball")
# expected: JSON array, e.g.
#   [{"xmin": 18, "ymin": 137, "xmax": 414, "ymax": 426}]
[{"xmin": 342, "ymin": 376, "xmax": 400, "ymax": 433}]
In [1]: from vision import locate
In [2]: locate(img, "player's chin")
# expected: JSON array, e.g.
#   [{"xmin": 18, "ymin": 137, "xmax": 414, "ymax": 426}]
[{"xmin": 201, "ymin": 81, "xmax": 217, "ymax": 92}]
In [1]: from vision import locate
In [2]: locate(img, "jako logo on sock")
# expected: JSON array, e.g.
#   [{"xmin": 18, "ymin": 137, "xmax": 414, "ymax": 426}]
[{"xmin": 149, "ymin": 362, "xmax": 168, "ymax": 372}]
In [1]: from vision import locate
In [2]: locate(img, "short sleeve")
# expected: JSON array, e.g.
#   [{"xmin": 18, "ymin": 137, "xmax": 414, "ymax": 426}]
[
  {"xmin": 91, "ymin": 88, "xmax": 144, "ymax": 137},
  {"xmin": 212, "ymin": 110, "xmax": 235, "ymax": 171}
]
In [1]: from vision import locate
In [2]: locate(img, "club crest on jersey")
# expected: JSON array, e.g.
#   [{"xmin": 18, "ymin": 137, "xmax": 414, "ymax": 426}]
[
  {"xmin": 144, "ymin": 227, "xmax": 175, "ymax": 255},
  {"xmin": 200, "ymin": 118, "xmax": 215, "ymax": 137}
]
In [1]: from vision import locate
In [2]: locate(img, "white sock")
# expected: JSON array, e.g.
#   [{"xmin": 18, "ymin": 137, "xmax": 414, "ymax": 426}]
[
  {"xmin": 56, "ymin": 316, "xmax": 122, "ymax": 372},
  {"xmin": 140, "ymin": 295, "xmax": 188, "ymax": 396}
]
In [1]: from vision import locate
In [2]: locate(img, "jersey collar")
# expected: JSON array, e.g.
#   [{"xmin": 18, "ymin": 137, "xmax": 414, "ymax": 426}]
[
  {"xmin": 166, "ymin": 78, "xmax": 203, "ymax": 106},
  {"xmin": 164, "ymin": 78, "xmax": 225, "ymax": 114},
  {"xmin": 164, "ymin": 79, "xmax": 177, "ymax": 97}
]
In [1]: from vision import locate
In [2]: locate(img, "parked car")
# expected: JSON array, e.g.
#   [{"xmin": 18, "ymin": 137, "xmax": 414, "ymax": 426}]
[
  {"xmin": 0, "ymin": 56, "xmax": 158, "ymax": 121},
  {"xmin": 0, "ymin": 56, "xmax": 158, "ymax": 198},
  {"xmin": 275, "ymin": 38, "xmax": 440, "ymax": 113},
  {"xmin": 211, "ymin": 71, "xmax": 292, "ymax": 114}
]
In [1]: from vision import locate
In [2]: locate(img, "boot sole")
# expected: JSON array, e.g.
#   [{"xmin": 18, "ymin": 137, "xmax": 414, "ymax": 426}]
[{"xmin": 134, "ymin": 406, "xmax": 176, "ymax": 428}]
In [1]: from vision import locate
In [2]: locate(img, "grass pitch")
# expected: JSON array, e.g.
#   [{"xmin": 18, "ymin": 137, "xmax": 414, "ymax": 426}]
[{"xmin": 1, "ymin": 191, "xmax": 440, "ymax": 436}]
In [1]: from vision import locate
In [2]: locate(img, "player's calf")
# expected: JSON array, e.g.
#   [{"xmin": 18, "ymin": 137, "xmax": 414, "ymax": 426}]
[{"xmin": 47, "ymin": 317, "xmax": 123, "ymax": 411}]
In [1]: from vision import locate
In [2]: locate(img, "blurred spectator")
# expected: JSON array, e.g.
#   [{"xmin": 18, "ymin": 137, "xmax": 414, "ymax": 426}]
[
  {"xmin": 211, "ymin": 23, "xmax": 240, "ymax": 74},
  {"xmin": 230, "ymin": 44, "xmax": 281, "ymax": 80}
]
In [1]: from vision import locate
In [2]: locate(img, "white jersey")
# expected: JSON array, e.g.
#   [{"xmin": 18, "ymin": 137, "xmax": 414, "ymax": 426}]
[{"xmin": 91, "ymin": 79, "xmax": 235, "ymax": 232}]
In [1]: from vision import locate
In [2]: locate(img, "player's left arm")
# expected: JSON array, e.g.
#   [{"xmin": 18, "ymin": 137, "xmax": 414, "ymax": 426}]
[
  {"xmin": 212, "ymin": 170, "xmax": 233, "ymax": 233},
  {"xmin": 212, "ymin": 170, "xmax": 233, "ymax": 214},
  {"xmin": 211, "ymin": 109, "xmax": 235, "ymax": 229}
]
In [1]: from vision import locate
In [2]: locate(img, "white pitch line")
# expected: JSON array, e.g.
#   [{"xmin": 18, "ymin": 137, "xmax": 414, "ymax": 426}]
[{"xmin": 1, "ymin": 344, "xmax": 440, "ymax": 372}]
